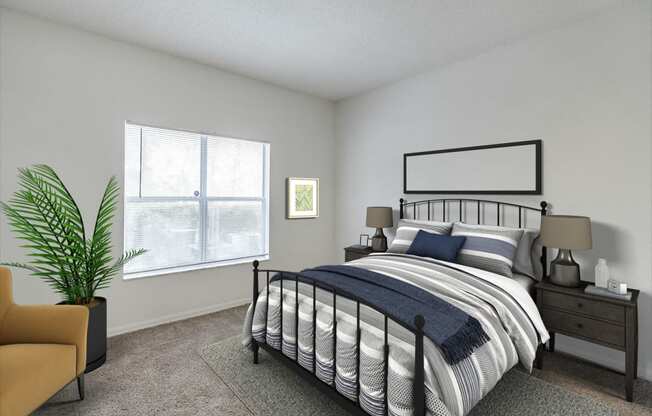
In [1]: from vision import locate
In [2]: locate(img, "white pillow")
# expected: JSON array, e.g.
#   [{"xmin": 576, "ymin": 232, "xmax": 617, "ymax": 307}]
[{"xmin": 387, "ymin": 219, "xmax": 452, "ymax": 254}]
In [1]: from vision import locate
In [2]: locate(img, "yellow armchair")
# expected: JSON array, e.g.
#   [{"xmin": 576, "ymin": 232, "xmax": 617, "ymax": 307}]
[{"xmin": 0, "ymin": 267, "xmax": 89, "ymax": 416}]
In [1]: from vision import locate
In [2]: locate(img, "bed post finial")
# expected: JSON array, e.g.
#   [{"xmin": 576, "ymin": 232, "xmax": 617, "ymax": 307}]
[
  {"xmin": 399, "ymin": 198, "xmax": 405, "ymax": 220},
  {"xmin": 540, "ymin": 201, "xmax": 548, "ymax": 215},
  {"xmin": 414, "ymin": 314, "xmax": 425, "ymax": 329},
  {"xmin": 413, "ymin": 314, "xmax": 426, "ymax": 415},
  {"xmin": 252, "ymin": 260, "xmax": 260, "ymax": 364}
]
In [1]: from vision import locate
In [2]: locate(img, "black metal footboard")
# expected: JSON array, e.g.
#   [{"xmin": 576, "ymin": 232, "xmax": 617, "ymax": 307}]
[{"xmin": 251, "ymin": 260, "xmax": 426, "ymax": 416}]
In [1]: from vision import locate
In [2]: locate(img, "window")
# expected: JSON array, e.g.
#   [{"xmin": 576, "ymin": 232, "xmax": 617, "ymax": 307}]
[{"xmin": 123, "ymin": 123, "xmax": 269, "ymax": 278}]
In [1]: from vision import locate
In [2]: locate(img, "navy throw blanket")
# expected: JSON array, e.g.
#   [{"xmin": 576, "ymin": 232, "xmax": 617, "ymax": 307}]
[{"xmin": 274, "ymin": 265, "xmax": 489, "ymax": 364}]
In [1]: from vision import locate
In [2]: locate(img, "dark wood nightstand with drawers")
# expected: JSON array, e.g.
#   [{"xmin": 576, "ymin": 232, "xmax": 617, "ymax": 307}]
[
  {"xmin": 344, "ymin": 245, "xmax": 375, "ymax": 262},
  {"xmin": 535, "ymin": 280, "xmax": 639, "ymax": 401}
]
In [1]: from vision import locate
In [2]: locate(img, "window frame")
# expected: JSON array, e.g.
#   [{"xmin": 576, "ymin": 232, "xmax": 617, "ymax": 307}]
[{"xmin": 123, "ymin": 122, "xmax": 270, "ymax": 280}]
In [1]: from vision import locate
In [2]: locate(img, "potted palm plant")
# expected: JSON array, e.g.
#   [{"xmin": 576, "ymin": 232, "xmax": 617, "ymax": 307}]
[{"xmin": 0, "ymin": 165, "xmax": 145, "ymax": 372}]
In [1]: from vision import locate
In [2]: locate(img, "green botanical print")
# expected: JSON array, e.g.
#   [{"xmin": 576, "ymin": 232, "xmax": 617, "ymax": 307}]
[{"xmin": 295, "ymin": 184, "xmax": 313, "ymax": 211}]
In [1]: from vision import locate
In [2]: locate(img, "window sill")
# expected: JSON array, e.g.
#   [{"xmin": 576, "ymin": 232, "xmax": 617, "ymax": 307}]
[{"xmin": 122, "ymin": 254, "xmax": 270, "ymax": 280}]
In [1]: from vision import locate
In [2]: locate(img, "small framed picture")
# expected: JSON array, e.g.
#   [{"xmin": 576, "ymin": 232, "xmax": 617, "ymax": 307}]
[
  {"xmin": 359, "ymin": 234, "xmax": 370, "ymax": 247},
  {"xmin": 286, "ymin": 177, "xmax": 319, "ymax": 219}
]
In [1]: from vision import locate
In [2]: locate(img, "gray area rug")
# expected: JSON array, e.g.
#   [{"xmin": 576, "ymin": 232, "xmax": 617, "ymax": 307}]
[{"xmin": 201, "ymin": 337, "xmax": 618, "ymax": 416}]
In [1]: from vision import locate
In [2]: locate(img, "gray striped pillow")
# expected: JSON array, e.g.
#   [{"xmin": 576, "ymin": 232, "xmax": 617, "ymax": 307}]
[
  {"xmin": 451, "ymin": 223, "xmax": 524, "ymax": 277},
  {"xmin": 387, "ymin": 220, "xmax": 452, "ymax": 254}
]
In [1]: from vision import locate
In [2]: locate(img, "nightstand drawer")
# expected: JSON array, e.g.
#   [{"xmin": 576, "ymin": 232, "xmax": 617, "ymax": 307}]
[
  {"xmin": 541, "ymin": 308, "xmax": 625, "ymax": 348},
  {"xmin": 345, "ymin": 251, "xmax": 368, "ymax": 262},
  {"xmin": 344, "ymin": 245, "xmax": 375, "ymax": 262},
  {"xmin": 541, "ymin": 291, "xmax": 625, "ymax": 323}
]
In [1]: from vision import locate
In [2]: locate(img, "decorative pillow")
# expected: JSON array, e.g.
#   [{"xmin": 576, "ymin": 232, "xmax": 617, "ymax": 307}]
[
  {"xmin": 406, "ymin": 230, "xmax": 466, "ymax": 262},
  {"xmin": 513, "ymin": 228, "xmax": 544, "ymax": 281},
  {"xmin": 387, "ymin": 219, "xmax": 452, "ymax": 254},
  {"xmin": 530, "ymin": 233, "xmax": 544, "ymax": 281},
  {"xmin": 451, "ymin": 223, "xmax": 524, "ymax": 277}
]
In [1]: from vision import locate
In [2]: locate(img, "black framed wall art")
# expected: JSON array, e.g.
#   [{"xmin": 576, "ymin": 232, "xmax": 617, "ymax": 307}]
[{"xmin": 403, "ymin": 139, "xmax": 542, "ymax": 195}]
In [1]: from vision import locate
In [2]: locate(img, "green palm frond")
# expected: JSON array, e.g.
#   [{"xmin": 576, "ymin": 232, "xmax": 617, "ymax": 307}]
[
  {"xmin": 85, "ymin": 176, "xmax": 120, "ymax": 299},
  {"xmin": 92, "ymin": 248, "xmax": 147, "ymax": 293},
  {"xmin": 0, "ymin": 165, "xmax": 146, "ymax": 304}
]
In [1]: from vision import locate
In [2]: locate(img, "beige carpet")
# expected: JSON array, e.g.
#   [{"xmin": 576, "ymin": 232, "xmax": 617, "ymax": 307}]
[
  {"xmin": 35, "ymin": 305, "xmax": 651, "ymax": 416},
  {"xmin": 534, "ymin": 351, "xmax": 652, "ymax": 416}
]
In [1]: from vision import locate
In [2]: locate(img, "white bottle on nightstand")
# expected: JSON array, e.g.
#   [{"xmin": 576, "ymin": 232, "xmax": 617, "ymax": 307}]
[{"xmin": 594, "ymin": 258, "xmax": 610, "ymax": 288}]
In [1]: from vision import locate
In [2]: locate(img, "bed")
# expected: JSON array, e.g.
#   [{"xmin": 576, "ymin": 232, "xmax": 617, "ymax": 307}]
[{"xmin": 242, "ymin": 198, "xmax": 550, "ymax": 416}]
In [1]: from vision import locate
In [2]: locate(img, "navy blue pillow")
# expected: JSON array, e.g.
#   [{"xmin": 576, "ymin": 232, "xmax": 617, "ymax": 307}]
[{"xmin": 406, "ymin": 230, "xmax": 466, "ymax": 262}]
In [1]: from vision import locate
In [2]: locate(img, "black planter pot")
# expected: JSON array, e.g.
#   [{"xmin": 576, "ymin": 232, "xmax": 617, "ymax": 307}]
[
  {"xmin": 58, "ymin": 297, "xmax": 107, "ymax": 373},
  {"xmin": 85, "ymin": 297, "xmax": 107, "ymax": 373}
]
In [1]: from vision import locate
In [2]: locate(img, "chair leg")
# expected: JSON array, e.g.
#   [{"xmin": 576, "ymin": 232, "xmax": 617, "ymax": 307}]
[{"xmin": 77, "ymin": 374, "xmax": 85, "ymax": 400}]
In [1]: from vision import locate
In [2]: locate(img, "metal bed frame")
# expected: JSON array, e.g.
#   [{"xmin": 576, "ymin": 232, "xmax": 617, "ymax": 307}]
[{"xmin": 250, "ymin": 198, "xmax": 549, "ymax": 416}]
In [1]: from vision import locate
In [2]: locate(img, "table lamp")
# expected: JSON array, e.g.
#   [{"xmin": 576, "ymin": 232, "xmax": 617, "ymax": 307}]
[
  {"xmin": 366, "ymin": 207, "xmax": 393, "ymax": 252},
  {"xmin": 540, "ymin": 215, "xmax": 592, "ymax": 287}
]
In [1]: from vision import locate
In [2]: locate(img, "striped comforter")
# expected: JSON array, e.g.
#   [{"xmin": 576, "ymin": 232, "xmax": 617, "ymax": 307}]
[{"xmin": 242, "ymin": 253, "xmax": 549, "ymax": 416}]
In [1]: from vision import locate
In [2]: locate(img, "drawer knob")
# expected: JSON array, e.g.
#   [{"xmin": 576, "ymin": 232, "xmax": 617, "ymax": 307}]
[
  {"xmin": 576, "ymin": 323, "xmax": 583, "ymax": 329},
  {"xmin": 577, "ymin": 303, "xmax": 583, "ymax": 308}
]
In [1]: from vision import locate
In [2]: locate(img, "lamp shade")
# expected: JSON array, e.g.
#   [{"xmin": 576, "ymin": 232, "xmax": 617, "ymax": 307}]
[
  {"xmin": 540, "ymin": 215, "xmax": 592, "ymax": 250},
  {"xmin": 366, "ymin": 207, "xmax": 393, "ymax": 228}
]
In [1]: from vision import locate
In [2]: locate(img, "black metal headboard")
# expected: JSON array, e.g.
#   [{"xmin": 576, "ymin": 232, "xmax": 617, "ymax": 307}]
[{"xmin": 399, "ymin": 198, "xmax": 549, "ymax": 277}]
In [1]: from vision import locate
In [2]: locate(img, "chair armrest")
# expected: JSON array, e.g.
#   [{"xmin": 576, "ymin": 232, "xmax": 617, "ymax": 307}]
[{"xmin": 0, "ymin": 304, "xmax": 89, "ymax": 375}]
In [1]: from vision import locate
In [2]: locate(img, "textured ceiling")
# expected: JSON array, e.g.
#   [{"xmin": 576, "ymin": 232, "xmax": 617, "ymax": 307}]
[{"xmin": 0, "ymin": 0, "xmax": 622, "ymax": 100}]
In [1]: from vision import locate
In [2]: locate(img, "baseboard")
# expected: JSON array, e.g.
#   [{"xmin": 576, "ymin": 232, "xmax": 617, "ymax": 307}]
[{"xmin": 107, "ymin": 298, "xmax": 250, "ymax": 337}]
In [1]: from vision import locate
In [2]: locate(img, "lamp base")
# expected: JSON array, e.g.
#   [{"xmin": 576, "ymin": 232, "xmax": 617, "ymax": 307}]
[
  {"xmin": 371, "ymin": 228, "xmax": 387, "ymax": 252},
  {"xmin": 549, "ymin": 249, "xmax": 581, "ymax": 287}
]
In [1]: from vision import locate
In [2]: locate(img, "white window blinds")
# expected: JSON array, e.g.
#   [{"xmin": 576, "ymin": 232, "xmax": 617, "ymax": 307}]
[{"xmin": 124, "ymin": 123, "xmax": 269, "ymax": 277}]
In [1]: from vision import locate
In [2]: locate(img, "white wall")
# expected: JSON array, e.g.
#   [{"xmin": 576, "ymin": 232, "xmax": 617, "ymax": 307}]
[
  {"xmin": 0, "ymin": 9, "xmax": 337, "ymax": 335},
  {"xmin": 335, "ymin": 2, "xmax": 652, "ymax": 379}
]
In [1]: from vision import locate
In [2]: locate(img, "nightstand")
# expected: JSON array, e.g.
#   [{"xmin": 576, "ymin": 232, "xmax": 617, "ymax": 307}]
[
  {"xmin": 344, "ymin": 245, "xmax": 375, "ymax": 262},
  {"xmin": 535, "ymin": 280, "xmax": 639, "ymax": 401}
]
